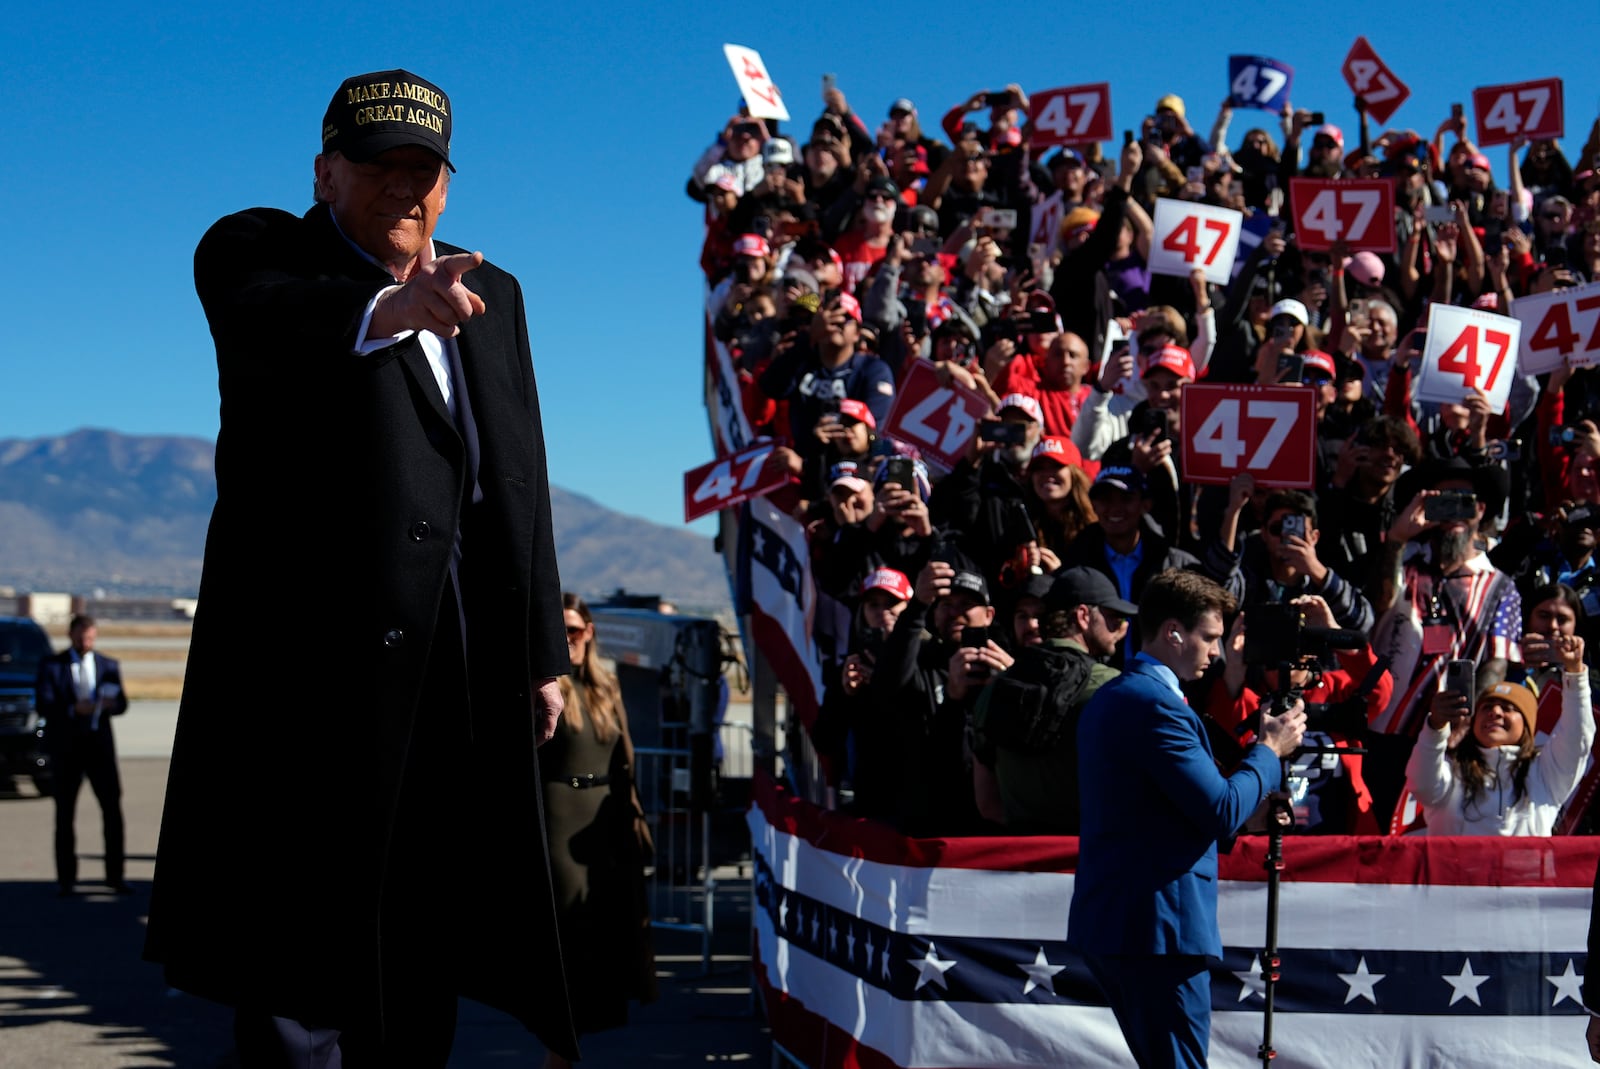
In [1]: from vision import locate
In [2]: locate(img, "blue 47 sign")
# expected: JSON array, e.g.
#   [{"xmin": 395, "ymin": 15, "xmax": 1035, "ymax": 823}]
[{"xmin": 1229, "ymin": 55, "xmax": 1294, "ymax": 113}]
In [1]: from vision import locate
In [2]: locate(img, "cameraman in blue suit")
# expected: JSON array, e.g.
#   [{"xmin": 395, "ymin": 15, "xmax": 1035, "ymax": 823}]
[{"xmin": 1069, "ymin": 570, "xmax": 1305, "ymax": 1068}]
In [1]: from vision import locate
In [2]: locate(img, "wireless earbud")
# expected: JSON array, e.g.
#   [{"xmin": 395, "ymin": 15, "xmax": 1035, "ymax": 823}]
[{"xmin": 1170, "ymin": 631, "xmax": 1180, "ymax": 642}]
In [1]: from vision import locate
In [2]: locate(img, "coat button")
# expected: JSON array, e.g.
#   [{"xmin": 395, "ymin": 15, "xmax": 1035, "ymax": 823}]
[
  {"xmin": 383, "ymin": 629, "xmax": 405, "ymax": 648},
  {"xmin": 409, "ymin": 521, "xmax": 431, "ymax": 542}
]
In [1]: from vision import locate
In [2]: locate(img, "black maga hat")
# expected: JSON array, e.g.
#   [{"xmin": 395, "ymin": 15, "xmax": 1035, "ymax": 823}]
[{"xmin": 322, "ymin": 69, "xmax": 454, "ymax": 170}]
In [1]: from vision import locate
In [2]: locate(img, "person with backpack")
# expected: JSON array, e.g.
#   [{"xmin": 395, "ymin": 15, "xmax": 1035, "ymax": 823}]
[{"xmin": 971, "ymin": 568, "xmax": 1135, "ymax": 833}]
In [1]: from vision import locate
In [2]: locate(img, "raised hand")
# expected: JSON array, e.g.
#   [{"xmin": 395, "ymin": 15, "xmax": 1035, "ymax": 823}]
[{"xmin": 372, "ymin": 251, "xmax": 487, "ymax": 339}]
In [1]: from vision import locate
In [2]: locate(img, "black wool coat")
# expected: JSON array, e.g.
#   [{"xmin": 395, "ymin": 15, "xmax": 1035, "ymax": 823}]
[{"xmin": 143, "ymin": 202, "xmax": 577, "ymax": 1057}]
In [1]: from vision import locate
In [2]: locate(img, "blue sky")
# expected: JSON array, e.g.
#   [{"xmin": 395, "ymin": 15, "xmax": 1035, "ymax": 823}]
[{"xmin": 7, "ymin": 2, "xmax": 1597, "ymax": 535}]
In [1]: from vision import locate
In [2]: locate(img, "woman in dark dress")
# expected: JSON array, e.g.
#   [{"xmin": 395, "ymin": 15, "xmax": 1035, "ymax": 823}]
[{"xmin": 541, "ymin": 594, "xmax": 657, "ymax": 1067}]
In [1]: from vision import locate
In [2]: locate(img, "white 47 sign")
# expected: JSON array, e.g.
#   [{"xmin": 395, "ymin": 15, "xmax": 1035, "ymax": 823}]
[
  {"xmin": 1181, "ymin": 385, "xmax": 1316, "ymax": 488},
  {"xmin": 1413, "ymin": 304, "xmax": 1523, "ymax": 412},
  {"xmin": 1149, "ymin": 199, "xmax": 1244, "ymax": 285},
  {"xmin": 1512, "ymin": 282, "xmax": 1600, "ymax": 375}
]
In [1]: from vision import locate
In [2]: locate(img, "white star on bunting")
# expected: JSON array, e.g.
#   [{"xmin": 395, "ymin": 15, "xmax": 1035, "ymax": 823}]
[
  {"xmin": 1017, "ymin": 947, "xmax": 1065, "ymax": 996},
  {"xmin": 1233, "ymin": 957, "xmax": 1266, "ymax": 1003},
  {"xmin": 1337, "ymin": 956, "xmax": 1384, "ymax": 1005},
  {"xmin": 909, "ymin": 942, "xmax": 957, "ymax": 992},
  {"xmin": 1443, "ymin": 958, "xmax": 1490, "ymax": 1007},
  {"xmin": 1548, "ymin": 959, "xmax": 1585, "ymax": 1008}
]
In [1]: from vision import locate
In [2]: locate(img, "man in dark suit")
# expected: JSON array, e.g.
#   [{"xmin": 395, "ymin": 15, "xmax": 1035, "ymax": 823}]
[
  {"xmin": 34, "ymin": 614, "xmax": 130, "ymax": 896},
  {"xmin": 145, "ymin": 69, "xmax": 578, "ymax": 1067},
  {"xmin": 1069, "ymin": 570, "xmax": 1305, "ymax": 1068}
]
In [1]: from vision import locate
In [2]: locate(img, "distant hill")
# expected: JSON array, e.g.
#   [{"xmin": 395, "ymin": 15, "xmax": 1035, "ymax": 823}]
[{"xmin": 0, "ymin": 430, "xmax": 730, "ymax": 613}]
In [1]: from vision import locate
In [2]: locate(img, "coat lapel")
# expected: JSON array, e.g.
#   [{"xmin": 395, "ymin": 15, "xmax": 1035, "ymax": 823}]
[{"xmin": 304, "ymin": 203, "xmax": 457, "ymax": 434}]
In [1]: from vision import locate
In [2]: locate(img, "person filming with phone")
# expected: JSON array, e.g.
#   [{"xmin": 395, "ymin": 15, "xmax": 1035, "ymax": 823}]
[
  {"xmin": 1370, "ymin": 458, "xmax": 1523, "ymax": 739},
  {"xmin": 866, "ymin": 557, "xmax": 1010, "ymax": 835},
  {"xmin": 1404, "ymin": 633, "xmax": 1592, "ymax": 836},
  {"xmin": 929, "ymin": 394, "xmax": 1045, "ymax": 585},
  {"xmin": 1206, "ymin": 488, "xmax": 1375, "ymax": 634}
]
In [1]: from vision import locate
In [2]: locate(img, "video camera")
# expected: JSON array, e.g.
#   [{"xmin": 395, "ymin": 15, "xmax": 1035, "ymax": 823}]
[
  {"xmin": 1241, "ymin": 602, "xmax": 1371, "ymax": 736},
  {"xmin": 1242, "ymin": 602, "xmax": 1365, "ymax": 671}
]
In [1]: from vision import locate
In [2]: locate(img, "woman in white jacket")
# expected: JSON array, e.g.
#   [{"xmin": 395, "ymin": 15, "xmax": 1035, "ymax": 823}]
[{"xmin": 1405, "ymin": 635, "xmax": 1594, "ymax": 836}]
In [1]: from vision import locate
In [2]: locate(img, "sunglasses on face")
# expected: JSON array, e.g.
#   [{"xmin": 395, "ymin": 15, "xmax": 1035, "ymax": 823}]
[
  {"xmin": 566, "ymin": 625, "xmax": 587, "ymax": 637},
  {"xmin": 1303, "ymin": 373, "xmax": 1333, "ymax": 386},
  {"xmin": 1095, "ymin": 607, "xmax": 1128, "ymax": 630},
  {"xmin": 865, "ymin": 191, "xmax": 895, "ymax": 202}
]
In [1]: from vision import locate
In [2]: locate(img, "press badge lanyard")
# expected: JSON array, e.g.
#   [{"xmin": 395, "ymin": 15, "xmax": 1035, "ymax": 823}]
[{"xmin": 1420, "ymin": 569, "xmax": 1472, "ymax": 657}]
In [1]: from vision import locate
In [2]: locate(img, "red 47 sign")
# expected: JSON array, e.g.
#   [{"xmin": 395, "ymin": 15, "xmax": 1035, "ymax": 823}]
[
  {"xmin": 1148, "ymin": 199, "xmax": 1244, "ymax": 285},
  {"xmin": 1512, "ymin": 282, "xmax": 1600, "ymax": 376},
  {"xmin": 1341, "ymin": 37, "xmax": 1410, "ymax": 127},
  {"xmin": 883, "ymin": 360, "xmax": 992, "ymax": 473},
  {"xmin": 1473, "ymin": 78, "xmax": 1563, "ymax": 147},
  {"xmin": 1028, "ymin": 83, "xmax": 1112, "ymax": 148},
  {"xmin": 1181, "ymin": 385, "xmax": 1317, "ymax": 488},
  {"xmin": 1289, "ymin": 178, "xmax": 1396, "ymax": 253},
  {"xmin": 1413, "ymin": 304, "xmax": 1523, "ymax": 413},
  {"xmin": 683, "ymin": 438, "xmax": 786, "ymax": 523}
]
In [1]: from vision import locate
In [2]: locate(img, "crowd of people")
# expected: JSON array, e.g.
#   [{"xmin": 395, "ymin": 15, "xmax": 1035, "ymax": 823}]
[{"xmin": 691, "ymin": 73, "xmax": 1600, "ymax": 840}]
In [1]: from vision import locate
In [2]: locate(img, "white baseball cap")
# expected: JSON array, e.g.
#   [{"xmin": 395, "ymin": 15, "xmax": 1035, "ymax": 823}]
[{"xmin": 1268, "ymin": 298, "xmax": 1310, "ymax": 326}]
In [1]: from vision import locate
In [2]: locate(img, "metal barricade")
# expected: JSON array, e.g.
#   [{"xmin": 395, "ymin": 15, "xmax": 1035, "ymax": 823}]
[{"xmin": 634, "ymin": 728, "xmax": 712, "ymax": 973}]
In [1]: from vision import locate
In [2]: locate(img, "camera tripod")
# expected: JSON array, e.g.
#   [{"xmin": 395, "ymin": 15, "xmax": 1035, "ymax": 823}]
[{"xmin": 1254, "ymin": 686, "xmax": 1366, "ymax": 1067}]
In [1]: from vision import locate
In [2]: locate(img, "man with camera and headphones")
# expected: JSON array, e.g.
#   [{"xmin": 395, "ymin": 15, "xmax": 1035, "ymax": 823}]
[{"xmin": 1071, "ymin": 569, "xmax": 1305, "ymax": 1069}]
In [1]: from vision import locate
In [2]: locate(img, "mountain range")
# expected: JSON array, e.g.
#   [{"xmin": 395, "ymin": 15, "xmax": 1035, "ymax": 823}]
[{"xmin": 0, "ymin": 430, "xmax": 731, "ymax": 613}]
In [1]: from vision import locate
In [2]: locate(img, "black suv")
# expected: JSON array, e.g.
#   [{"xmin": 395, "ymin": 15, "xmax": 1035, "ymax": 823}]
[{"xmin": 0, "ymin": 616, "xmax": 54, "ymax": 795}]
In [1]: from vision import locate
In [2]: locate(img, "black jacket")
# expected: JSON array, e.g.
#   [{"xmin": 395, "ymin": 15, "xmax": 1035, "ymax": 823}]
[
  {"xmin": 865, "ymin": 598, "xmax": 981, "ymax": 836},
  {"xmin": 145, "ymin": 203, "xmax": 576, "ymax": 1055}
]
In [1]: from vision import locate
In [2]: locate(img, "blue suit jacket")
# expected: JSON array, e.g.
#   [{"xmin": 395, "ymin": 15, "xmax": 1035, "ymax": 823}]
[{"xmin": 1068, "ymin": 657, "xmax": 1280, "ymax": 958}]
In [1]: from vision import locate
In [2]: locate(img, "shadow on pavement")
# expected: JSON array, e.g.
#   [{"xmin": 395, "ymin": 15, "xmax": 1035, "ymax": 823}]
[
  {"xmin": 0, "ymin": 880, "xmax": 236, "ymax": 1068},
  {"xmin": 0, "ymin": 876, "xmax": 768, "ymax": 1068}
]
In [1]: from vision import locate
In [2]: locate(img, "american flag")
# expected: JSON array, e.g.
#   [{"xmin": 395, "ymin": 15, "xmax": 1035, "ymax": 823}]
[
  {"xmin": 737, "ymin": 497, "xmax": 825, "ymax": 728},
  {"xmin": 751, "ymin": 774, "xmax": 1599, "ymax": 1068}
]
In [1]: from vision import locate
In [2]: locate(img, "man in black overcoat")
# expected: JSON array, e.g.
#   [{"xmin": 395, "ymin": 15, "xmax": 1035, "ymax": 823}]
[{"xmin": 144, "ymin": 68, "xmax": 579, "ymax": 1066}]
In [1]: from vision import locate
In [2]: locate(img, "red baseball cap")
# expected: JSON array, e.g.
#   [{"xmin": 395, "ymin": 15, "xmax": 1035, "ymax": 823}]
[
  {"xmin": 861, "ymin": 567, "xmax": 913, "ymax": 602},
  {"xmin": 733, "ymin": 234, "xmax": 770, "ymax": 258},
  {"xmin": 1302, "ymin": 350, "xmax": 1337, "ymax": 379},
  {"xmin": 1029, "ymin": 435, "xmax": 1082, "ymax": 470},
  {"xmin": 836, "ymin": 292, "xmax": 863, "ymax": 322},
  {"xmin": 1142, "ymin": 344, "xmax": 1196, "ymax": 381},
  {"xmin": 838, "ymin": 399, "xmax": 876, "ymax": 429}
]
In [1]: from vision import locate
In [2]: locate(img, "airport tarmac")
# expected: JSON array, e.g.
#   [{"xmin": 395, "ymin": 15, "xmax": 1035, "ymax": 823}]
[{"xmin": 0, "ymin": 700, "xmax": 772, "ymax": 1067}]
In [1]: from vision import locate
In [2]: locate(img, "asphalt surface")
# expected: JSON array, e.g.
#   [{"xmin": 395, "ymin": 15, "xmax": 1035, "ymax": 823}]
[{"xmin": 0, "ymin": 704, "xmax": 770, "ymax": 1067}]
